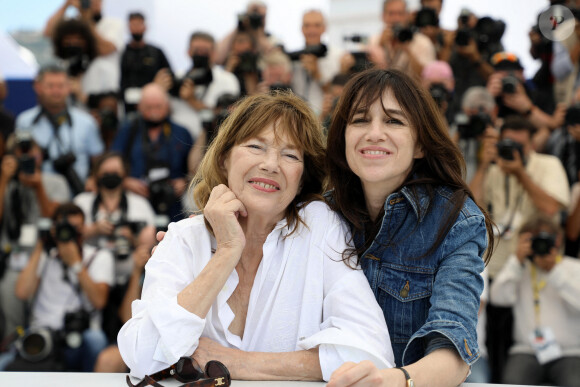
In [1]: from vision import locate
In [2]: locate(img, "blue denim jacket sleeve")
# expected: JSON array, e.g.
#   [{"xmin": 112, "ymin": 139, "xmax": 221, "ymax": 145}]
[{"xmin": 402, "ymin": 214, "xmax": 486, "ymax": 366}]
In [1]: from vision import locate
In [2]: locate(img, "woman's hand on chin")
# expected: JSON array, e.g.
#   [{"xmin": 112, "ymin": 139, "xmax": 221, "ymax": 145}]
[{"xmin": 204, "ymin": 184, "xmax": 247, "ymax": 252}]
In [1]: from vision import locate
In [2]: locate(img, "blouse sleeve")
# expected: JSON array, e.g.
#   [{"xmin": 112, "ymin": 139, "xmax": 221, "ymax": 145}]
[
  {"xmin": 117, "ymin": 220, "xmax": 207, "ymax": 378},
  {"xmin": 296, "ymin": 208, "xmax": 395, "ymax": 380}
]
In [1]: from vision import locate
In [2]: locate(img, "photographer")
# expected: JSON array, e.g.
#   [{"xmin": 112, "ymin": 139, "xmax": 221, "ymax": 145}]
[
  {"xmin": 255, "ymin": 50, "xmax": 294, "ymax": 95},
  {"xmin": 490, "ymin": 215, "xmax": 580, "ymax": 386},
  {"xmin": 367, "ymin": 0, "xmax": 435, "ymax": 78},
  {"xmin": 223, "ymin": 30, "xmax": 260, "ymax": 96},
  {"xmin": 486, "ymin": 52, "xmax": 566, "ymax": 132},
  {"xmin": 15, "ymin": 64, "xmax": 105, "ymax": 196},
  {"xmin": 470, "ymin": 116, "xmax": 569, "ymax": 279},
  {"xmin": 44, "ymin": 0, "xmax": 123, "ymax": 97},
  {"xmin": 111, "ymin": 83, "xmax": 193, "ymax": 222},
  {"xmin": 171, "ymin": 31, "xmax": 240, "ymax": 113},
  {"xmin": 215, "ymin": 1, "xmax": 279, "ymax": 66},
  {"xmin": 120, "ymin": 12, "xmax": 173, "ymax": 114},
  {"xmin": 51, "ymin": 18, "xmax": 98, "ymax": 106},
  {"xmin": 454, "ymin": 86, "xmax": 498, "ymax": 183},
  {"xmin": 74, "ymin": 152, "xmax": 156, "ymax": 343},
  {"xmin": 12, "ymin": 203, "xmax": 114, "ymax": 372},
  {"xmin": 86, "ymin": 91, "xmax": 120, "ymax": 150},
  {"xmin": 414, "ymin": 1, "xmax": 454, "ymax": 62},
  {"xmin": 290, "ymin": 10, "xmax": 343, "ymax": 116},
  {"xmin": 0, "ymin": 134, "xmax": 70, "ymax": 342}
]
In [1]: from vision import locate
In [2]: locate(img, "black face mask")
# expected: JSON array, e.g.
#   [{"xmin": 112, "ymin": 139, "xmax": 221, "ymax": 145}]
[
  {"xmin": 92, "ymin": 13, "xmax": 102, "ymax": 23},
  {"xmin": 97, "ymin": 173, "xmax": 123, "ymax": 190},
  {"xmin": 192, "ymin": 54, "xmax": 210, "ymax": 69},
  {"xmin": 131, "ymin": 33, "xmax": 144, "ymax": 42},
  {"xmin": 62, "ymin": 45, "xmax": 85, "ymax": 59},
  {"xmin": 143, "ymin": 117, "xmax": 167, "ymax": 129}
]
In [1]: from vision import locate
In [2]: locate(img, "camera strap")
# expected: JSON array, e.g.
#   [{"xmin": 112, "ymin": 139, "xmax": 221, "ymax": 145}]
[
  {"xmin": 32, "ymin": 108, "xmax": 73, "ymax": 156},
  {"xmin": 141, "ymin": 122, "xmax": 172, "ymax": 172},
  {"xmin": 90, "ymin": 192, "xmax": 129, "ymax": 224},
  {"xmin": 530, "ymin": 254, "xmax": 562, "ymax": 327},
  {"xmin": 61, "ymin": 247, "xmax": 100, "ymax": 313},
  {"xmin": 499, "ymin": 176, "xmax": 523, "ymax": 238}
]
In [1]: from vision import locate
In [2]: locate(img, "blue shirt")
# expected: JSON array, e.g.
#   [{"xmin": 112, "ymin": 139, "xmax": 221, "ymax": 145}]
[
  {"xmin": 15, "ymin": 105, "xmax": 104, "ymax": 182},
  {"xmin": 355, "ymin": 185, "xmax": 487, "ymax": 367},
  {"xmin": 111, "ymin": 118, "xmax": 193, "ymax": 180}
]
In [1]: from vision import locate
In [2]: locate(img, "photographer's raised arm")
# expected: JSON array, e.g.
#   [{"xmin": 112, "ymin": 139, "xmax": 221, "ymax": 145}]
[
  {"xmin": 0, "ymin": 155, "xmax": 18, "ymax": 221},
  {"xmin": 43, "ymin": 0, "xmax": 73, "ymax": 38},
  {"xmin": 58, "ymin": 241, "xmax": 110, "ymax": 310},
  {"xmin": 15, "ymin": 242, "xmax": 44, "ymax": 300}
]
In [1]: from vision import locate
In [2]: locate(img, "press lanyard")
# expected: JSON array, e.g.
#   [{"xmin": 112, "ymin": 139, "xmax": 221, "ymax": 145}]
[{"xmin": 530, "ymin": 255, "xmax": 562, "ymax": 328}]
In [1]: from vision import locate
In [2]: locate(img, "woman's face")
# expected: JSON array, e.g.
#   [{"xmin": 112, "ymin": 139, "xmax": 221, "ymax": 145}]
[
  {"xmin": 345, "ymin": 90, "xmax": 423, "ymax": 195},
  {"xmin": 223, "ymin": 122, "xmax": 304, "ymax": 221},
  {"xmin": 97, "ymin": 157, "xmax": 125, "ymax": 179}
]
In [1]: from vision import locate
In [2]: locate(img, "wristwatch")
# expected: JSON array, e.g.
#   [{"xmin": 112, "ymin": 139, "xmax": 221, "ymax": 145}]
[
  {"xmin": 70, "ymin": 262, "xmax": 83, "ymax": 275},
  {"xmin": 396, "ymin": 367, "xmax": 414, "ymax": 387}
]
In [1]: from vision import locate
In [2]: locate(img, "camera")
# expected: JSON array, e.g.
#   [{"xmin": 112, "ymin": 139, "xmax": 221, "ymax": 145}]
[
  {"xmin": 54, "ymin": 219, "xmax": 78, "ymax": 243},
  {"xmin": 392, "ymin": 24, "xmax": 415, "ymax": 43},
  {"xmin": 237, "ymin": 12, "xmax": 264, "ymax": 31},
  {"xmin": 15, "ymin": 132, "xmax": 36, "ymax": 175},
  {"xmin": 186, "ymin": 55, "xmax": 213, "ymax": 87},
  {"xmin": 455, "ymin": 16, "xmax": 505, "ymax": 53},
  {"xmin": 110, "ymin": 221, "xmax": 145, "ymax": 260},
  {"xmin": 237, "ymin": 51, "xmax": 259, "ymax": 73},
  {"xmin": 14, "ymin": 328, "xmax": 56, "ymax": 363},
  {"xmin": 455, "ymin": 110, "xmax": 491, "ymax": 139},
  {"xmin": 497, "ymin": 138, "xmax": 524, "ymax": 161},
  {"xmin": 565, "ymin": 105, "xmax": 580, "ymax": 126},
  {"xmin": 287, "ymin": 44, "xmax": 328, "ymax": 61},
  {"xmin": 428, "ymin": 83, "xmax": 449, "ymax": 109},
  {"xmin": 530, "ymin": 231, "xmax": 556, "ymax": 257},
  {"xmin": 455, "ymin": 28, "xmax": 474, "ymax": 46},
  {"xmin": 63, "ymin": 309, "xmax": 90, "ymax": 348},
  {"xmin": 149, "ymin": 178, "xmax": 176, "ymax": 215},
  {"xmin": 52, "ymin": 152, "xmax": 84, "ymax": 195},
  {"xmin": 343, "ymin": 35, "xmax": 371, "ymax": 74},
  {"xmin": 501, "ymin": 75, "xmax": 519, "ymax": 94},
  {"xmin": 415, "ymin": 8, "xmax": 439, "ymax": 28}
]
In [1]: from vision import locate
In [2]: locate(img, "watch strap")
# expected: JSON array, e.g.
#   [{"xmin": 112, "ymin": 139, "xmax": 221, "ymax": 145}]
[
  {"xmin": 70, "ymin": 261, "xmax": 83, "ymax": 275},
  {"xmin": 396, "ymin": 367, "xmax": 414, "ymax": 387}
]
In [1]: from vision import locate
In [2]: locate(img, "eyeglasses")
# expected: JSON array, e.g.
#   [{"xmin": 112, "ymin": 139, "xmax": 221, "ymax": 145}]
[{"xmin": 126, "ymin": 357, "xmax": 231, "ymax": 387}]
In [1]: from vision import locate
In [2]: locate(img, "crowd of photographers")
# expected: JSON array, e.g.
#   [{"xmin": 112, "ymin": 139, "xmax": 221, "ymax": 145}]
[{"xmin": 0, "ymin": 0, "xmax": 580, "ymax": 384}]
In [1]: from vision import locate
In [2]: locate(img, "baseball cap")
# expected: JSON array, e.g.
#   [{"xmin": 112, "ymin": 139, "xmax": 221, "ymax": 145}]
[{"xmin": 490, "ymin": 52, "xmax": 523, "ymax": 71}]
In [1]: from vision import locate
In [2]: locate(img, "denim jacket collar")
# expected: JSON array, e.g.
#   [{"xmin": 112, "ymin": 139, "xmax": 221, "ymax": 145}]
[{"xmin": 384, "ymin": 184, "xmax": 432, "ymax": 223}]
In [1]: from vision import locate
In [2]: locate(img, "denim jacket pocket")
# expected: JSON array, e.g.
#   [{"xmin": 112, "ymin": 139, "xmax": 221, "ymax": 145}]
[{"xmin": 377, "ymin": 265, "xmax": 434, "ymax": 344}]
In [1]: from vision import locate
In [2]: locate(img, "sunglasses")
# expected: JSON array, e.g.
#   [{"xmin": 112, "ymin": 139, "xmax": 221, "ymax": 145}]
[{"xmin": 126, "ymin": 357, "xmax": 231, "ymax": 387}]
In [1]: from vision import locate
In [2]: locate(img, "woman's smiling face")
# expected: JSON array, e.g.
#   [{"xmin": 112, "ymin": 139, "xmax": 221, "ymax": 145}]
[
  {"xmin": 223, "ymin": 122, "xmax": 304, "ymax": 222},
  {"xmin": 345, "ymin": 90, "xmax": 423, "ymax": 195}
]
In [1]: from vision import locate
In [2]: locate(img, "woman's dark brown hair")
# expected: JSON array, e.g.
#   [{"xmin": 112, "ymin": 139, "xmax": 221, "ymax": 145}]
[
  {"xmin": 190, "ymin": 90, "xmax": 327, "ymax": 236},
  {"xmin": 326, "ymin": 68, "xmax": 494, "ymax": 264}
]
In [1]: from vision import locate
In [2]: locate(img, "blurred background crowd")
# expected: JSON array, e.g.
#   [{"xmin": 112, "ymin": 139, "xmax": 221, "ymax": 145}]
[{"xmin": 0, "ymin": 0, "xmax": 579, "ymax": 385}]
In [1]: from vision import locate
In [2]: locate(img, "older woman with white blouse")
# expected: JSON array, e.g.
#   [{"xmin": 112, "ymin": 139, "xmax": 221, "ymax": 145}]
[{"xmin": 117, "ymin": 92, "xmax": 394, "ymax": 381}]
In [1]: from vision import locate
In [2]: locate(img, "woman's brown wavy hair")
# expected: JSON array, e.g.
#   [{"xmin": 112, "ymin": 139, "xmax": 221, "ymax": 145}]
[
  {"xmin": 326, "ymin": 69, "xmax": 494, "ymax": 264},
  {"xmin": 190, "ymin": 91, "xmax": 327, "ymax": 236}
]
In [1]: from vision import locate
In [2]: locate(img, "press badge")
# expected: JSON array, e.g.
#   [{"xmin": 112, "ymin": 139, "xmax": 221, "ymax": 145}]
[
  {"xmin": 18, "ymin": 224, "xmax": 38, "ymax": 248},
  {"xmin": 528, "ymin": 327, "xmax": 562, "ymax": 364}
]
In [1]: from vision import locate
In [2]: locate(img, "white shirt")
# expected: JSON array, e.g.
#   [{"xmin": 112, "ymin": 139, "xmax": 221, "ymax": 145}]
[
  {"xmin": 74, "ymin": 191, "xmax": 156, "ymax": 284},
  {"xmin": 490, "ymin": 255, "xmax": 580, "ymax": 356},
  {"xmin": 194, "ymin": 66, "xmax": 240, "ymax": 108},
  {"xmin": 291, "ymin": 45, "xmax": 344, "ymax": 116},
  {"xmin": 82, "ymin": 17, "xmax": 123, "ymax": 94},
  {"xmin": 32, "ymin": 245, "xmax": 114, "ymax": 330},
  {"xmin": 118, "ymin": 201, "xmax": 394, "ymax": 380}
]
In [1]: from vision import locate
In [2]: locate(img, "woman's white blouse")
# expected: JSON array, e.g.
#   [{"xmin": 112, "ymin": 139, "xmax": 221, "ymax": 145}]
[{"xmin": 118, "ymin": 201, "xmax": 394, "ymax": 380}]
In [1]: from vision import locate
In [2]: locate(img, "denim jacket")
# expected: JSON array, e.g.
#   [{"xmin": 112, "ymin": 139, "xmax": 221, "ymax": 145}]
[{"xmin": 355, "ymin": 185, "xmax": 486, "ymax": 367}]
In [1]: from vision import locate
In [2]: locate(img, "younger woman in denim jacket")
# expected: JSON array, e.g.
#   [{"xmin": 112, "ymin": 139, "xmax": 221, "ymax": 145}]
[{"xmin": 326, "ymin": 69, "xmax": 495, "ymax": 387}]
